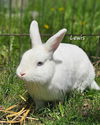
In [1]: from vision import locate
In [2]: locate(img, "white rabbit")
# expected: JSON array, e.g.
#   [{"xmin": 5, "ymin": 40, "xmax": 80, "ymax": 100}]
[{"xmin": 16, "ymin": 20, "xmax": 100, "ymax": 109}]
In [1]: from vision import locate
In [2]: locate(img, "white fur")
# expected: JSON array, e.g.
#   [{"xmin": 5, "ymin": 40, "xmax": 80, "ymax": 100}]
[{"xmin": 16, "ymin": 20, "xmax": 100, "ymax": 109}]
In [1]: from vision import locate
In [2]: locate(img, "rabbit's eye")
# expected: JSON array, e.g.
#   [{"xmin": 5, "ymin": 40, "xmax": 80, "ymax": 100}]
[{"xmin": 37, "ymin": 61, "xmax": 43, "ymax": 66}]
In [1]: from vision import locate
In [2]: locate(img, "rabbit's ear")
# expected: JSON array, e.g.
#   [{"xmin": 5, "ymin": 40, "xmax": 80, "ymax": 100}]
[
  {"xmin": 45, "ymin": 29, "xmax": 67, "ymax": 52},
  {"xmin": 30, "ymin": 20, "xmax": 42, "ymax": 47}
]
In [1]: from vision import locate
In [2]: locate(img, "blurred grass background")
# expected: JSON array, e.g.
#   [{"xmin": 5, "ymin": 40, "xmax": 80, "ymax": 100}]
[
  {"xmin": 0, "ymin": 0, "xmax": 100, "ymax": 69},
  {"xmin": 0, "ymin": 0, "xmax": 100, "ymax": 124}
]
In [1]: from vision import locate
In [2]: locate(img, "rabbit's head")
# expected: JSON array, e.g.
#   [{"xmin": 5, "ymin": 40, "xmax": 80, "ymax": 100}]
[{"xmin": 16, "ymin": 20, "xmax": 67, "ymax": 84}]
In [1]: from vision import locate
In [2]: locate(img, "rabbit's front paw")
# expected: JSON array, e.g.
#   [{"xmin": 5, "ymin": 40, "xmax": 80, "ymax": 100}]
[{"xmin": 34, "ymin": 99, "xmax": 45, "ymax": 109}]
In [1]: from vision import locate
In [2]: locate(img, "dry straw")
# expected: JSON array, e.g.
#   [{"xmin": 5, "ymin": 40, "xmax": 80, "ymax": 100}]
[{"xmin": 0, "ymin": 97, "xmax": 38, "ymax": 124}]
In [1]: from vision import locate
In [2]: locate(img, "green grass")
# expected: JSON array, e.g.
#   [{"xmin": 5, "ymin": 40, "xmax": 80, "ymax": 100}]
[
  {"xmin": 0, "ymin": 69, "xmax": 100, "ymax": 124},
  {"xmin": 0, "ymin": 0, "xmax": 100, "ymax": 124}
]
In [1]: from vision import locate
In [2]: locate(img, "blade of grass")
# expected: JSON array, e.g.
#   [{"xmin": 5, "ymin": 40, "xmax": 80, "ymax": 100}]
[
  {"xmin": 7, "ymin": 107, "xmax": 25, "ymax": 118},
  {"xmin": 19, "ymin": 95, "xmax": 27, "ymax": 102},
  {"xmin": 0, "ymin": 109, "xmax": 16, "ymax": 114},
  {"xmin": 19, "ymin": 116, "xmax": 39, "ymax": 121},
  {"xmin": 0, "ymin": 120, "xmax": 20, "ymax": 124},
  {"xmin": 20, "ymin": 108, "xmax": 30, "ymax": 125},
  {"xmin": 5, "ymin": 105, "xmax": 17, "ymax": 111},
  {"xmin": 12, "ymin": 109, "xmax": 26, "ymax": 121}
]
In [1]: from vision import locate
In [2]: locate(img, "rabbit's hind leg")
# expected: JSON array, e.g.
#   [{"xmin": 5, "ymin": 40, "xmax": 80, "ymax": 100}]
[
  {"xmin": 90, "ymin": 81, "xmax": 100, "ymax": 90},
  {"xmin": 73, "ymin": 81, "xmax": 88, "ymax": 92}
]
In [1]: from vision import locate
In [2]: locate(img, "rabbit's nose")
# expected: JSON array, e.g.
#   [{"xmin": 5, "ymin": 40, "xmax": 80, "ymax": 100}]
[{"xmin": 20, "ymin": 73, "xmax": 26, "ymax": 76}]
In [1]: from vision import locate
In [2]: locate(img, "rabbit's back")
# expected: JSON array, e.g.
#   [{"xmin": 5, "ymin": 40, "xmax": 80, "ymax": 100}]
[
  {"xmin": 50, "ymin": 43, "xmax": 95, "ymax": 92},
  {"xmin": 54, "ymin": 43, "xmax": 89, "ymax": 63}
]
